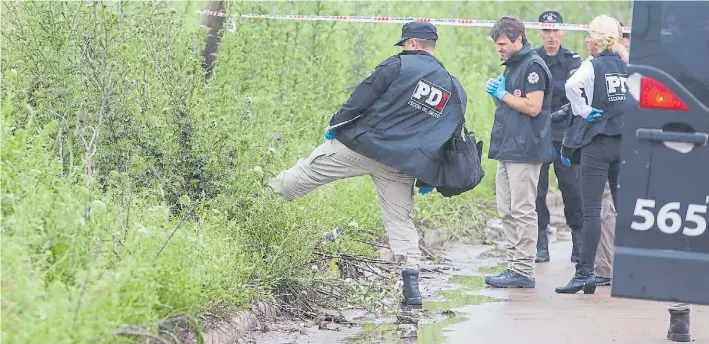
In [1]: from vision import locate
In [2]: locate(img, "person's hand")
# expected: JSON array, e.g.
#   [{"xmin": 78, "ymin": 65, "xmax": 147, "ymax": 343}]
[
  {"xmin": 561, "ymin": 156, "xmax": 572, "ymax": 167},
  {"xmin": 418, "ymin": 187, "xmax": 434, "ymax": 195},
  {"xmin": 324, "ymin": 128, "xmax": 335, "ymax": 140},
  {"xmin": 585, "ymin": 108, "xmax": 604, "ymax": 123},
  {"xmin": 492, "ymin": 75, "xmax": 508, "ymax": 100},
  {"xmin": 485, "ymin": 78, "xmax": 500, "ymax": 95}
]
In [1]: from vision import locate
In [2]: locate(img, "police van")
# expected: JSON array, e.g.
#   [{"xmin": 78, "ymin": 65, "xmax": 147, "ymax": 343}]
[{"xmin": 612, "ymin": 1, "xmax": 709, "ymax": 305}]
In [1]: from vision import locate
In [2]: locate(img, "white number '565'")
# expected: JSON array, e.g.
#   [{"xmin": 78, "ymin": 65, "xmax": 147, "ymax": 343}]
[{"xmin": 631, "ymin": 199, "xmax": 708, "ymax": 236}]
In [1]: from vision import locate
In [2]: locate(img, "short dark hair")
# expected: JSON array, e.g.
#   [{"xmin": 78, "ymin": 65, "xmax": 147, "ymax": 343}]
[
  {"xmin": 413, "ymin": 38, "xmax": 436, "ymax": 49},
  {"xmin": 490, "ymin": 16, "xmax": 527, "ymax": 44}
]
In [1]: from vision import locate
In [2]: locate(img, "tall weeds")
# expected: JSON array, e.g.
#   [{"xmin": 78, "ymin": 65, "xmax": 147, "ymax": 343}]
[{"xmin": 1, "ymin": 1, "xmax": 631, "ymax": 342}]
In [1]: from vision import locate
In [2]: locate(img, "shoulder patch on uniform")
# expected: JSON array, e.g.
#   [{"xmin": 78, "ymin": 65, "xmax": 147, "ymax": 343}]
[
  {"xmin": 565, "ymin": 50, "xmax": 580, "ymax": 58},
  {"xmin": 377, "ymin": 55, "xmax": 399, "ymax": 67},
  {"xmin": 527, "ymin": 72, "xmax": 540, "ymax": 84},
  {"xmin": 364, "ymin": 56, "xmax": 398, "ymax": 83}
]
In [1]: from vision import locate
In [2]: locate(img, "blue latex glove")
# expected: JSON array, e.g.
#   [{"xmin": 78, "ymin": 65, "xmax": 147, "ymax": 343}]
[
  {"xmin": 418, "ymin": 187, "xmax": 434, "ymax": 195},
  {"xmin": 492, "ymin": 75, "xmax": 508, "ymax": 100},
  {"xmin": 561, "ymin": 156, "xmax": 572, "ymax": 167},
  {"xmin": 585, "ymin": 108, "xmax": 604, "ymax": 123},
  {"xmin": 324, "ymin": 129, "xmax": 335, "ymax": 140},
  {"xmin": 485, "ymin": 78, "xmax": 500, "ymax": 95}
]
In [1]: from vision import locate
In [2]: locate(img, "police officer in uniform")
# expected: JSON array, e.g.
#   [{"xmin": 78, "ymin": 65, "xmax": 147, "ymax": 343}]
[
  {"xmin": 533, "ymin": 10, "xmax": 584, "ymax": 263},
  {"xmin": 484, "ymin": 16, "xmax": 553, "ymax": 288},
  {"xmin": 269, "ymin": 22, "xmax": 469, "ymax": 307},
  {"xmin": 555, "ymin": 15, "xmax": 629, "ymax": 295}
]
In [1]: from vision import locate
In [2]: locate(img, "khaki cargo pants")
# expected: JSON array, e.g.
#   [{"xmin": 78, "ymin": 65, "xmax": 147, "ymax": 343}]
[
  {"xmin": 268, "ymin": 138, "xmax": 421, "ymax": 268},
  {"xmin": 496, "ymin": 161, "xmax": 542, "ymax": 278},
  {"xmin": 595, "ymin": 182, "xmax": 616, "ymax": 278}
]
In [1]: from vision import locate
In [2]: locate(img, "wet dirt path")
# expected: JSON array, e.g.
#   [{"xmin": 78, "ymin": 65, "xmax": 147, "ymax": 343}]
[
  {"xmin": 245, "ymin": 194, "xmax": 708, "ymax": 343},
  {"xmin": 246, "ymin": 239, "xmax": 709, "ymax": 344},
  {"xmin": 243, "ymin": 241, "xmax": 506, "ymax": 344},
  {"xmin": 442, "ymin": 240, "xmax": 709, "ymax": 344}
]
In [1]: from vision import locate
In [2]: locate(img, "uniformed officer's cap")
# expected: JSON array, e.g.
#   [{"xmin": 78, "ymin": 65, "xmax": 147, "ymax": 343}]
[
  {"xmin": 539, "ymin": 10, "xmax": 563, "ymax": 24},
  {"xmin": 394, "ymin": 21, "xmax": 438, "ymax": 46}
]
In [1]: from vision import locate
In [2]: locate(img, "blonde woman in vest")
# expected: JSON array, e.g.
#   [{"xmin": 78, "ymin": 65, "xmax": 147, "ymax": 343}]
[{"xmin": 555, "ymin": 15, "xmax": 629, "ymax": 295}]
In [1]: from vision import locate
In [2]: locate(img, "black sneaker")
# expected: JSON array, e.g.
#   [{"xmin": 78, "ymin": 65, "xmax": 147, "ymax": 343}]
[
  {"xmin": 485, "ymin": 270, "xmax": 535, "ymax": 288},
  {"xmin": 484, "ymin": 268, "xmax": 513, "ymax": 284},
  {"xmin": 595, "ymin": 276, "xmax": 611, "ymax": 286}
]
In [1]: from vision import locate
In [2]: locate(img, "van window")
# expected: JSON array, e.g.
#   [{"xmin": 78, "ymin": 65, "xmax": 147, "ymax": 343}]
[{"xmin": 630, "ymin": 1, "xmax": 709, "ymax": 108}]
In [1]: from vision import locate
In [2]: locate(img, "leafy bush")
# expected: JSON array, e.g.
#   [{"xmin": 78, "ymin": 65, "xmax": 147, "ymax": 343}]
[{"xmin": 1, "ymin": 1, "xmax": 631, "ymax": 343}]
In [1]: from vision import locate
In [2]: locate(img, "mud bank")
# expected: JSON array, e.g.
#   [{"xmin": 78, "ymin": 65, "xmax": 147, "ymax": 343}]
[{"xmin": 241, "ymin": 242, "xmax": 507, "ymax": 344}]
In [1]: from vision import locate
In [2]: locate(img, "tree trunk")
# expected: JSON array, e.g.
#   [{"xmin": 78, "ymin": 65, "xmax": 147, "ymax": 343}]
[{"xmin": 201, "ymin": 0, "xmax": 226, "ymax": 80}]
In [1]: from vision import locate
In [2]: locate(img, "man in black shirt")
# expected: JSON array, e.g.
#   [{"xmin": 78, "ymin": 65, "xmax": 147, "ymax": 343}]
[{"xmin": 533, "ymin": 11, "xmax": 584, "ymax": 263}]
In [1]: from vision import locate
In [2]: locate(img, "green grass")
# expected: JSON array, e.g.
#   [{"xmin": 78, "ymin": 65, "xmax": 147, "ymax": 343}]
[{"xmin": 1, "ymin": 1, "xmax": 632, "ymax": 343}]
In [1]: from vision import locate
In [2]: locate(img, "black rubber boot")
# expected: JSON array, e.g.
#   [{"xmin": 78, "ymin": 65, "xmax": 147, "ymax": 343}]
[
  {"xmin": 667, "ymin": 308, "xmax": 691, "ymax": 342},
  {"xmin": 401, "ymin": 269, "xmax": 422, "ymax": 307},
  {"xmin": 536, "ymin": 225, "xmax": 550, "ymax": 262},
  {"xmin": 555, "ymin": 263, "xmax": 596, "ymax": 294},
  {"xmin": 570, "ymin": 229, "xmax": 582, "ymax": 263}
]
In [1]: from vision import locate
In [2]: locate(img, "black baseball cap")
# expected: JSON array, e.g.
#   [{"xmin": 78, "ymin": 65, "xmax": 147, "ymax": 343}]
[
  {"xmin": 394, "ymin": 21, "xmax": 438, "ymax": 46},
  {"xmin": 539, "ymin": 10, "xmax": 563, "ymax": 24}
]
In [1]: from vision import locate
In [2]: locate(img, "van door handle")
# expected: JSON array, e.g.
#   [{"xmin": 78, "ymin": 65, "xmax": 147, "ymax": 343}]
[{"xmin": 636, "ymin": 128, "xmax": 709, "ymax": 146}]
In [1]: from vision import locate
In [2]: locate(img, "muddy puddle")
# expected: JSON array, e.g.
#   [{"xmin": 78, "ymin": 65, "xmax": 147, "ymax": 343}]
[
  {"xmin": 243, "ymin": 243, "xmax": 509, "ymax": 344},
  {"xmin": 342, "ymin": 246, "xmax": 508, "ymax": 344}
]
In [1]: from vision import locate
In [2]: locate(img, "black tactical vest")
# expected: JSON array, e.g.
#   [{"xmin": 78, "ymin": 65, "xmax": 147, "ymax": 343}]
[
  {"xmin": 561, "ymin": 50, "xmax": 628, "ymax": 160},
  {"xmin": 536, "ymin": 46, "xmax": 581, "ymax": 142},
  {"xmin": 336, "ymin": 53, "xmax": 469, "ymax": 186},
  {"xmin": 488, "ymin": 43, "xmax": 554, "ymax": 163}
]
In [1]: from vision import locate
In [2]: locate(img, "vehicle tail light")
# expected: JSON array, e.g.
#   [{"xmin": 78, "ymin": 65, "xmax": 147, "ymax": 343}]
[{"xmin": 639, "ymin": 76, "xmax": 689, "ymax": 111}]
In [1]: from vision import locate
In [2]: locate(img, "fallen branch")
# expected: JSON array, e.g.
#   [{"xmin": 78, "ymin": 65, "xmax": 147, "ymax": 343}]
[
  {"xmin": 350, "ymin": 238, "xmax": 390, "ymax": 249},
  {"xmin": 312, "ymin": 251, "xmax": 396, "ymax": 266},
  {"xmin": 420, "ymin": 245, "xmax": 436, "ymax": 259}
]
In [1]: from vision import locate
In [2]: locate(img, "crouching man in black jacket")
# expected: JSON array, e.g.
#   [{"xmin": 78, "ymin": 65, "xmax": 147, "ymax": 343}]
[{"xmin": 268, "ymin": 22, "xmax": 471, "ymax": 308}]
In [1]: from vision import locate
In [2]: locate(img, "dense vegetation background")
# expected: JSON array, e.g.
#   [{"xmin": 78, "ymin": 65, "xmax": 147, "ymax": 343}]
[{"xmin": 1, "ymin": 1, "xmax": 631, "ymax": 342}]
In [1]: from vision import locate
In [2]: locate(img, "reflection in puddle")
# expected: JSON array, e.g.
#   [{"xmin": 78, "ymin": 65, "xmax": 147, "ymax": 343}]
[
  {"xmin": 346, "ymin": 273, "xmax": 501, "ymax": 343},
  {"xmin": 447, "ymin": 275, "xmax": 484, "ymax": 289},
  {"xmin": 425, "ymin": 290, "xmax": 500, "ymax": 311},
  {"xmin": 346, "ymin": 314, "xmax": 464, "ymax": 344}
]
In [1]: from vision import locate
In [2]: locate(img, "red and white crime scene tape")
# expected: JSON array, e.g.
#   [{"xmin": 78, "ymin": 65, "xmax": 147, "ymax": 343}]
[{"xmin": 203, "ymin": 10, "xmax": 632, "ymax": 33}]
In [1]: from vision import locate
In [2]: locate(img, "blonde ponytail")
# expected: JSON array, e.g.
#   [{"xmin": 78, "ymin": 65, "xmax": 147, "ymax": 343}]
[
  {"xmin": 609, "ymin": 39, "xmax": 629, "ymax": 62},
  {"xmin": 588, "ymin": 15, "xmax": 629, "ymax": 62},
  {"xmin": 599, "ymin": 36, "xmax": 629, "ymax": 62}
]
